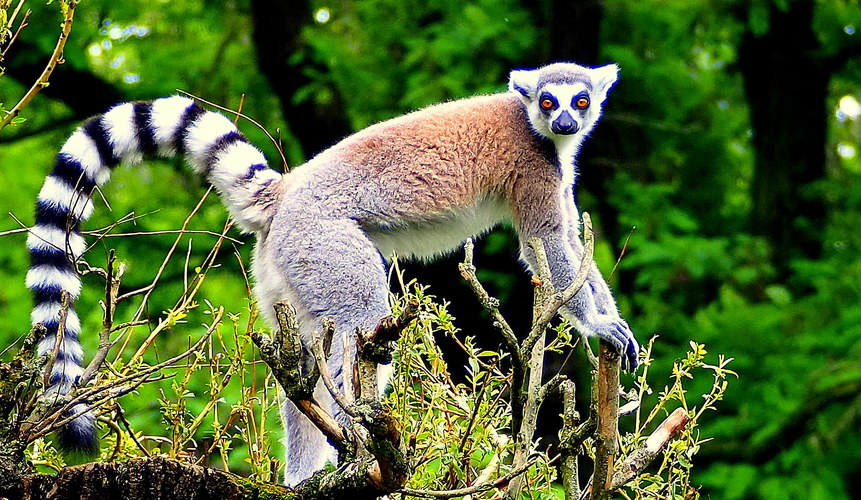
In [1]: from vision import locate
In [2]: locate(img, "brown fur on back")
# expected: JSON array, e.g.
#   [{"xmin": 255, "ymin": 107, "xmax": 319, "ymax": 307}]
[{"xmin": 301, "ymin": 93, "xmax": 560, "ymax": 222}]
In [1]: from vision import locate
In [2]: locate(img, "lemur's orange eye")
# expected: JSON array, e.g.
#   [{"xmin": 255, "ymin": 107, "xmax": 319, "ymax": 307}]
[
  {"xmin": 575, "ymin": 97, "xmax": 590, "ymax": 109},
  {"xmin": 540, "ymin": 98, "xmax": 554, "ymax": 110}
]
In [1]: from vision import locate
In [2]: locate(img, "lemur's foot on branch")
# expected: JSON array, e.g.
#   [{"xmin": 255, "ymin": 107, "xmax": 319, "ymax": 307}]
[{"xmin": 591, "ymin": 317, "xmax": 639, "ymax": 371}]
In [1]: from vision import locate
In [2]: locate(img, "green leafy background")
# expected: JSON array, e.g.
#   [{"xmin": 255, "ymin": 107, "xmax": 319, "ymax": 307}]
[{"xmin": 2, "ymin": 1, "xmax": 860, "ymax": 498}]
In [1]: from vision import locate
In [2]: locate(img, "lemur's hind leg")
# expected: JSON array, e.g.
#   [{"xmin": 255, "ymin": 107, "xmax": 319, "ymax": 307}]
[{"xmin": 264, "ymin": 206, "xmax": 391, "ymax": 486}]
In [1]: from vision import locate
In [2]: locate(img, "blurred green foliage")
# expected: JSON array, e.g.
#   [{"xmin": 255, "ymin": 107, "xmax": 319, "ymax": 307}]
[
  {"xmin": 2, "ymin": 0, "xmax": 861, "ymax": 498},
  {"xmin": 298, "ymin": 0, "xmax": 534, "ymax": 127}
]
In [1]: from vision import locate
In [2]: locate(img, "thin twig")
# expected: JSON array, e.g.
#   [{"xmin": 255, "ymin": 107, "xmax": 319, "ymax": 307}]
[
  {"xmin": 1, "ymin": 0, "xmax": 77, "ymax": 129},
  {"xmin": 581, "ymin": 334, "xmax": 600, "ymax": 369},
  {"xmin": 310, "ymin": 322, "xmax": 358, "ymax": 418},
  {"xmin": 177, "ymin": 90, "xmax": 290, "ymax": 172},
  {"xmin": 100, "ymin": 416, "xmax": 125, "ymax": 462},
  {"xmin": 608, "ymin": 225, "xmax": 635, "ymax": 282},
  {"xmin": 26, "ymin": 310, "xmax": 223, "ymax": 440},
  {"xmin": 122, "ymin": 195, "xmax": 229, "ymax": 365},
  {"xmin": 114, "ymin": 404, "xmax": 151, "ymax": 457},
  {"xmin": 111, "ymin": 193, "xmax": 216, "ymax": 360},
  {"xmin": 458, "ymin": 238, "xmax": 522, "ymax": 368},
  {"xmin": 7, "ymin": 0, "xmax": 27, "ymax": 28},
  {"xmin": 87, "ymin": 229, "xmax": 243, "ymax": 244},
  {"xmin": 0, "ymin": 3, "xmax": 29, "ymax": 61},
  {"xmin": 109, "ymin": 320, "xmax": 149, "ymax": 333},
  {"xmin": 79, "ymin": 251, "xmax": 122, "ymax": 386},
  {"xmin": 115, "ymin": 285, "xmax": 154, "ymax": 305},
  {"xmin": 400, "ymin": 455, "xmax": 541, "ymax": 499},
  {"xmin": 0, "ymin": 226, "xmax": 28, "ymax": 237}
]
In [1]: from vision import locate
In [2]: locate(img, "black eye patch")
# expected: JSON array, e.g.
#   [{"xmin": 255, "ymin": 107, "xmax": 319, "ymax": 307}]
[
  {"xmin": 538, "ymin": 93, "xmax": 558, "ymax": 113},
  {"xmin": 572, "ymin": 92, "xmax": 591, "ymax": 110}
]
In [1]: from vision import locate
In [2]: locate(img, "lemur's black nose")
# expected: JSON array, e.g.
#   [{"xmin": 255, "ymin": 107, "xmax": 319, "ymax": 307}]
[{"xmin": 551, "ymin": 110, "xmax": 579, "ymax": 135}]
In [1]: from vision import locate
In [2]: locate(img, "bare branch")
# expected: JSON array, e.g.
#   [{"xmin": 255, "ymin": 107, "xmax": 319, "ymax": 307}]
[
  {"xmin": 309, "ymin": 322, "xmax": 358, "ymax": 419},
  {"xmin": 252, "ymin": 301, "xmax": 412, "ymax": 496},
  {"xmin": 250, "ymin": 303, "xmax": 346, "ymax": 446},
  {"xmin": 458, "ymin": 239, "xmax": 521, "ymax": 367},
  {"xmin": 399, "ymin": 455, "xmax": 541, "ymax": 499},
  {"xmin": 79, "ymin": 251, "xmax": 123, "ymax": 387},
  {"xmin": 24, "ymin": 310, "xmax": 223, "ymax": 441},
  {"xmin": 611, "ymin": 407, "xmax": 691, "ymax": 489},
  {"xmin": 559, "ymin": 380, "xmax": 582, "ymax": 499},
  {"xmin": 1, "ymin": 0, "xmax": 78, "ymax": 129},
  {"xmin": 504, "ymin": 237, "xmax": 555, "ymax": 500},
  {"xmin": 588, "ymin": 340, "xmax": 622, "ymax": 500}
]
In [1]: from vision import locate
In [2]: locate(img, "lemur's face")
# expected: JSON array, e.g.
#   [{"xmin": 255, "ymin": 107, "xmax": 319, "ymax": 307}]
[
  {"xmin": 534, "ymin": 83, "xmax": 593, "ymax": 136},
  {"xmin": 509, "ymin": 62, "xmax": 618, "ymax": 143}
]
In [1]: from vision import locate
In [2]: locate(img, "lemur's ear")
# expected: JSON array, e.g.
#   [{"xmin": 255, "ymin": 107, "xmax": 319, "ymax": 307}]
[
  {"xmin": 591, "ymin": 63, "xmax": 619, "ymax": 102},
  {"xmin": 509, "ymin": 69, "xmax": 539, "ymax": 104}
]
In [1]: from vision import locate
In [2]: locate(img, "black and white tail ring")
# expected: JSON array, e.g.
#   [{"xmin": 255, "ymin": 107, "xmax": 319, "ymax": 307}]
[{"xmin": 27, "ymin": 96, "xmax": 283, "ymax": 451}]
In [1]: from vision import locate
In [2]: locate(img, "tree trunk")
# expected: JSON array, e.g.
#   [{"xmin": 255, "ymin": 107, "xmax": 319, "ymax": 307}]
[
  {"xmin": 738, "ymin": 0, "xmax": 828, "ymax": 276},
  {"xmin": 549, "ymin": 0, "xmax": 604, "ymax": 66},
  {"xmin": 249, "ymin": 0, "xmax": 353, "ymax": 159}
]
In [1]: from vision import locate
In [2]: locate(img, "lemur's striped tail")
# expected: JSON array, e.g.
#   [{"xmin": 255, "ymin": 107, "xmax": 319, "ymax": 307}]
[{"xmin": 27, "ymin": 96, "xmax": 284, "ymax": 451}]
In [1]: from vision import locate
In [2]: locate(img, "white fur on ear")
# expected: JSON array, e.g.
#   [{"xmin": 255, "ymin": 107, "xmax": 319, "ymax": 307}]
[
  {"xmin": 590, "ymin": 63, "xmax": 619, "ymax": 100},
  {"xmin": 508, "ymin": 69, "xmax": 540, "ymax": 103}
]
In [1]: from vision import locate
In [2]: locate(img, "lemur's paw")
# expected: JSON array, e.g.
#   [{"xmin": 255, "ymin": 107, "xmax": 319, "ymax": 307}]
[{"xmin": 592, "ymin": 318, "xmax": 639, "ymax": 372}]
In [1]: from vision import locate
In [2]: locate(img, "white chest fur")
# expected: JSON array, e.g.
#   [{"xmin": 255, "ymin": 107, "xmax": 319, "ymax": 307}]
[{"xmin": 367, "ymin": 194, "xmax": 510, "ymax": 261}]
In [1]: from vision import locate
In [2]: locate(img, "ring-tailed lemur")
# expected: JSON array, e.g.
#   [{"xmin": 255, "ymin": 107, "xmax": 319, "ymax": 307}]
[{"xmin": 26, "ymin": 61, "xmax": 637, "ymax": 484}]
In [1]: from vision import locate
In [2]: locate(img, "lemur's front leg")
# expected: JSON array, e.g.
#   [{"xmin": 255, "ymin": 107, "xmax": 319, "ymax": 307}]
[
  {"xmin": 564, "ymin": 187, "xmax": 638, "ymax": 369},
  {"xmin": 517, "ymin": 187, "xmax": 638, "ymax": 370},
  {"xmin": 559, "ymin": 186, "xmax": 623, "ymax": 315},
  {"xmin": 570, "ymin": 246, "xmax": 639, "ymax": 370}
]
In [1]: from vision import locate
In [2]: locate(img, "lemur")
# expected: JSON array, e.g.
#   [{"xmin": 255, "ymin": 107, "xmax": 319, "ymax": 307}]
[{"xmin": 25, "ymin": 61, "xmax": 637, "ymax": 485}]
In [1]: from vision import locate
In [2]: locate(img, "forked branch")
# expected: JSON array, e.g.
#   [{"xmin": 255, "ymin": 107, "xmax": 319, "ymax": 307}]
[{"xmin": 252, "ymin": 301, "xmax": 412, "ymax": 497}]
